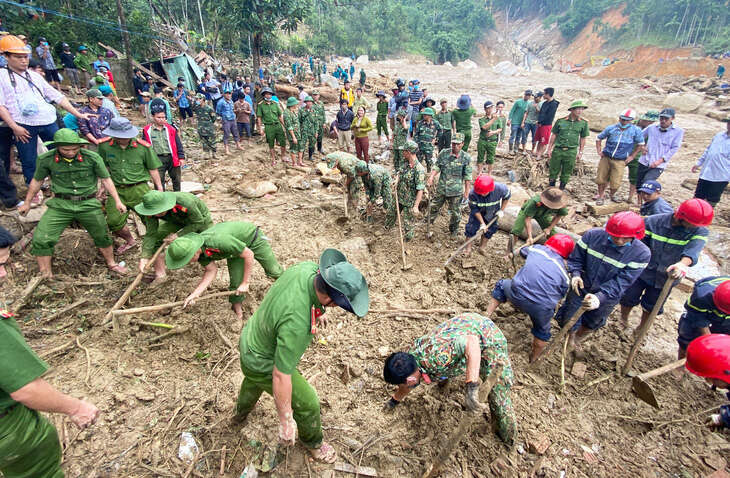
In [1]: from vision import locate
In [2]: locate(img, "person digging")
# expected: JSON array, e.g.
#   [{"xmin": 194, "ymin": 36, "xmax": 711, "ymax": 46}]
[
  {"xmin": 165, "ymin": 221, "xmax": 283, "ymax": 320},
  {"xmin": 18, "ymin": 129, "xmax": 128, "ymax": 278},
  {"xmin": 463, "ymin": 174, "xmax": 510, "ymax": 256},
  {"xmin": 234, "ymin": 249, "xmax": 369, "ymax": 464},
  {"xmin": 684, "ymin": 334, "xmax": 730, "ymax": 430},
  {"xmin": 133, "ymin": 190, "xmax": 213, "ymax": 285}
]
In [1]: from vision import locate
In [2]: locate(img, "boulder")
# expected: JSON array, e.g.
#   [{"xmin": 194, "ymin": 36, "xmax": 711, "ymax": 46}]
[
  {"xmin": 663, "ymin": 92, "xmax": 704, "ymax": 113},
  {"xmin": 356, "ymin": 55, "xmax": 369, "ymax": 65},
  {"xmin": 458, "ymin": 59, "xmax": 478, "ymax": 70},
  {"xmin": 321, "ymin": 74, "xmax": 339, "ymax": 90},
  {"xmin": 181, "ymin": 181, "xmax": 205, "ymax": 193},
  {"xmin": 580, "ymin": 105, "xmax": 617, "ymax": 133},
  {"xmin": 237, "ymin": 181, "xmax": 277, "ymax": 198},
  {"xmin": 492, "ymin": 61, "xmax": 517, "ymax": 76},
  {"xmin": 443, "ymin": 61, "xmax": 454, "ymax": 68}
]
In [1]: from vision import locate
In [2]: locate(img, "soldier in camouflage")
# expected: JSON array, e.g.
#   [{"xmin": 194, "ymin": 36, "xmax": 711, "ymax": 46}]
[
  {"xmin": 358, "ymin": 161, "xmax": 394, "ymax": 224},
  {"xmin": 192, "ymin": 93, "xmax": 218, "ymax": 159},
  {"xmin": 386, "ymin": 141, "xmax": 425, "ymax": 241},
  {"xmin": 392, "ymin": 108, "xmax": 409, "ymax": 171},
  {"xmin": 327, "ymin": 152, "xmax": 364, "ymax": 215},
  {"xmin": 299, "ymin": 96, "xmax": 319, "ymax": 162},
  {"xmin": 312, "ymin": 90, "xmax": 327, "ymax": 156},
  {"xmin": 283, "ymin": 97, "xmax": 304, "ymax": 166},
  {"xmin": 414, "ymin": 107, "xmax": 442, "ymax": 172},
  {"xmin": 428, "ymin": 132, "xmax": 473, "ymax": 237}
]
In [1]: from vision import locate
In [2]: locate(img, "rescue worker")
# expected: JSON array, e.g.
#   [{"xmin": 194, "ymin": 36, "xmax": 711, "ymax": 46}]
[
  {"xmin": 620, "ymin": 198, "xmax": 712, "ymax": 331},
  {"xmin": 312, "ymin": 90, "xmax": 327, "ymax": 155},
  {"xmin": 256, "ymin": 87, "xmax": 287, "ymax": 166},
  {"xmin": 677, "ymin": 277, "xmax": 730, "ymax": 361},
  {"xmin": 557, "ymin": 211, "xmax": 650, "ymax": 356},
  {"xmin": 18, "ymin": 128, "xmax": 128, "ymax": 278},
  {"xmin": 327, "ymin": 152, "xmax": 364, "ymax": 216},
  {"xmin": 510, "ymin": 187, "xmax": 569, "ymax": 243},
  {"xmin": 637, "ymin": 180, "xmax": 673, "ymax": 216},
  {"xmin": 385, "ymin": 141, "xmax": 425, "ymax": 241},
  {"xmin": 192, "ymin": 93, "xmax": 218, "ymax": 160},
  {"xmin": 134, "ymin": 190, "xmax": 213, "ymax": 284},
  {"xmin": 546, "ymin": 100, "xmax": 589, "ymax": 190},
  {"xmin": 463, "ymin": 174, "xmax": 510, "ymax": 256},
  {"xmin": 435, "ymin": 98, "xmax": 455, "ymax": 152},
  {"xmin": 382, "ymin": 313, "xmax": 517, "ymax": 446},
  {"xmin": 375, "ymin": 91, "xmax": 389, "ymax": 143},
  {"xmin": 684, "ymin": 334, "xmax": 730, "ymax": 429},
  {"xmin": 97, "ymin": 117, "xmax": 163, "ymax": 255},
  {"xmin": 427, "ymin": 132, "xmax": 473, "ymax": 238},
  {"xmin": 627, "ymin": 110, "xmax": 660, "ymax": 204},
  {"xmin": 299, "ymin": 96, "xmax": 318, "ymax": 162},
  {"xmin": 413, "ymin": 107, "xmax": 442, "ymax": 172},
  {"xmin": 359, "ymin": 161, "xmax": 394, "ymax": 224},
  {"xmin": 486, "ymin": 234, "xmax": 575, "ymax": 362},
  {"xmin": 0, "ymin": 308, "xmax": 100, "ymax": 478},
  {"xmin": 234, "ymin": 249, "xmax": 369, "ymax": 464},
  {"xmin": 452, "ymin": 94, "xmax": 476, "ymax": 152},
  {"xmin": 165, "ymin": 221, "xmax": 283, "ymax": 320},
  {"xmin": 283, "ymin": 96, "xmax": 303, "ymax": 166},
  {"xmin": 392, "ymin": 107, "xmax": 409, "ymax": 171},
  {"xmin": 476, "ymin": 101, "xmax": 502, "ymax": 175}
]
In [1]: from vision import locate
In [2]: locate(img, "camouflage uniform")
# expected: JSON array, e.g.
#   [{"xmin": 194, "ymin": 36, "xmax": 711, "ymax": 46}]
[
  {"xmin": 315, "ymin": 63, "xmax": 322, "ymax": 84},
  {"xmin": 283, "ymin": 109, "xmax": 303, "ymax": 152},
  {"xmin": 386, "ymin": 146, "xmax": 425, "ymax": 241},
  {"xmin": 193, "ymin": 99, "xmax": 217, "ymax": 153},
  {"xmin": 429, "ymin": 144, "xmax": 473, "ymax": 235},
  {"xmin": 313, "ymin": 100, "xmax": 326, "ymax": 153},
  {"xmin": 327, "ymin": 151, "xmax": 363, "ymax": 212},
  {"xmin": 392, "ymin": 110, "xmax": 409, "ymax": 171},
  {"xmin": 414, "ymin": 118, "xmax": 443, "ymax": 172},
  {"xmin": 362, "ymin": 163, "xmax": 394, "ymax": 220},
  {"xmin": 299, "ymin": 106, "xmax": 318, "ymax": 155}
]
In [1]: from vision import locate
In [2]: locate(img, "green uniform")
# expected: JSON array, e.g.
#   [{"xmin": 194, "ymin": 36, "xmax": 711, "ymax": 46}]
[
  {"xmin": 98, "ymin": 139, "xmax": 162, "ymax": 232},
  {"xmin": 31, "ymin": 149, "xmax": 113, "ymax": 256},
  {"xmin": 327, "ymin": 152, "xmax": 363, "ymax": 211},
  {"xmin": 386, "ymin": 159, "xmax": 425, "ymax": 240},
  {"xmin": 198, "ymin": 221, "xmax": 283, "ymax": 304},
  {"xmin": 192, "ymin": 102, "xmax": 217, "ymax": 153},
  {"xmin": 392, "ymin": 118, "xmax": 409, "ymax": 171},
  {"xmin": 549, "ymin": 116, "xmax": 589, "ymax": 186},
  {"xmin": 257, "ymin": 101, "xmax": 285, "ymax": 149},
  {"xmin": 409, "ymin": 313, "xmax": 517, "ymax": 445},
  {"xmin": 451, "ymin": 107, "xmax": 476, "ymax": 151},
  {"xmin": 236, "ymin": 262, "xmax": 324, "ymax": 448},
  {"xmin": 429, "ymin": 148, "xmax": 473, "ymax": 234},
  {"xmin": 376, "ymin": 101, "xmax": 389, "ymax": 137},
  {"xmin": 363, "ymin": 164, "xmax": 394, "ymax": 218},
  {"xmin": 141, "ymin": 192, "xmax": 213, "ymax": 258},
  {"xmin": 477, "ymin": 116, "xmax": 502, "ymax": 165},
  {"xmin": 313, "ymin": 101, "xmax": 326, "ymax": 145},
  {"xmin": 0, "ymin": 312, "xmax": 63, "ymax": 478},
  {"xmin": 435, "ymin": 110, "xmax": 453, "ymax": 151},
  {"xmin": 414, "ymin": 119, "xmax": 442, "ymax": 171},
  {"xmin": 283, "ymin": 109, "xmax": 303, "ymax": 152},
  {"xmin": 352, "ymin": 97, "xmax": 369, "ymax": 114},
  {"xmin": 299, "ymin": 106, "xmax": 318, "ymax": 153},
  {"xmin": 510, "ymin": 194, "xmax": 569, "ymax": 238},
  {"xmin": 72, "ymin": 53, "xmax": 90, "ymax": 74}
]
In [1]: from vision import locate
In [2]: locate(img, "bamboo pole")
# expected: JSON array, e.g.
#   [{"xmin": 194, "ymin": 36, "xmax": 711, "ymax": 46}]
[{"xmin": 111, "ymin": 291, "xmax": 236, "ymax": 316}]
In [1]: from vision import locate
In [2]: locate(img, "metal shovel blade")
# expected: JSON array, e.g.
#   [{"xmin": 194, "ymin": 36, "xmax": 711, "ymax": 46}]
[{"xmin": 632, "ymin": 375, "xmax": 660, "ymax": 409}]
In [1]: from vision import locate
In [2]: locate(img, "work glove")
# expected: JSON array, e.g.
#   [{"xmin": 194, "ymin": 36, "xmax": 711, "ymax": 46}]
[
  {"xmin": 464, "ymin": 381, "xmax": 481, "ymax": 411},
  {"xmin": 383, "ymin": 397, "xmax": 400, "ymax": 411},
  {"xmin": 571, "ymin": 276, "xmax": 584, "ymax": 295},
  {"xmin": 495, "ymin": 210, "xmax": 504, "ymax": 219},
  {"xmin": 478, "ymin": 223, "xmax": 488, "ymax": 232},
  {"xmin": 667, "ymin": 262, "xmax": 688, "ymax": 279},
  {"xmin": 582, "ymin": 293, "xmax": 600, "ymax": 311}
]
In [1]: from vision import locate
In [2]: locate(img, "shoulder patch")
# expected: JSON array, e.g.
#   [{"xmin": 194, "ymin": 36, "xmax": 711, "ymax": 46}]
[{"xmin": 137, "ymin": 139, "xmax": 151, "ymax": 148}]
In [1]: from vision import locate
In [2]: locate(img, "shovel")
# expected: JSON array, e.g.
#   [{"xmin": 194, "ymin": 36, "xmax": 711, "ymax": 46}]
[
  {"xmin": 632, "ymin": 359, "xmax": 686, "ymax": 409},
  {"xmin": 505, "ymin": 232, "xmax": 546, "ymax": 269},
  {"xmin": 443, "ymin": 215, "xmax": 499, "ymax": 267},
  {"xmin": 394, "ymin": 179, "xmax": 413, "ymax": 271}
]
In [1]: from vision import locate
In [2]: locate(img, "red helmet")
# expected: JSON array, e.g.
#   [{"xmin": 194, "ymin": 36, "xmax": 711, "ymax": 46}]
[
  {"xmin": 675, "ymin": 198, "xmax": 714, "ymax": 227},
  {"xmin": 685, "ymin": 334, "xmax": 730, "ymax": 382},
  {"xmin": 473, "ymin": 175, "xmax": 495, "ymax": 195},
  {"xmin": 545, "ymin": 234, "xmax": 575, "ymax": 259},
  {"xmin": 713, "ymin": 280, "xmax": 730, "ymax": 315},
  {"xmin": 605, "ymin": 211, "xmax": 645, "ymax": 240}
]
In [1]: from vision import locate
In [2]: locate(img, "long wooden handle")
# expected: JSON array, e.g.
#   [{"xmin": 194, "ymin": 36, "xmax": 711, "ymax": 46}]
[
  {"xmin": 636, "ymin": 358, "xmax": 686, "ymax": 381},
  {"xmin": 106, "ymin": 242, "xmax": 167, "ymax": 321},
  {"xmin": 444, "ymin": 215, "xmax": 499, "ymax": 267},
  {"xmin": 622, "ymin": 277, "xmax": 675, "ymax": 375},
  {"xmin": 111, "ymin": 291, "xmax": 236, "ymax": 316},
  {"xmin": 394, "ymin": 177, "xmax": 408, "ymax": 268},
  {"xmin": 529, "ymin": 306, "xmax": 588, "ymax": 370},
  {"xmin": 507, "ymin": 232, "xmax": 546, "ymax": 258}
]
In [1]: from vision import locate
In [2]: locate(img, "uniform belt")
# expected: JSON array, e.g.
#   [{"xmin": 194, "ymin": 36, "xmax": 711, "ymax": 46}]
[
  {"xmin": 54, "ymin": 193, "xmax": 96, "ymax": 201},
  {"xmin": 117, "ymin": 181, "xmax": 147, "ymax": 189},
  {"xmin": 606, "ymin": 155, "xmax": 627, "ymax": 160}
]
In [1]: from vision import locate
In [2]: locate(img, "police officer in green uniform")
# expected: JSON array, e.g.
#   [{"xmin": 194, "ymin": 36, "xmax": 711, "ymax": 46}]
[
  {"xmin": 0, "ymin": 308, "xmax": 100, "ymax": 478},
  {"xmin": 18, "ymin": 129, "xmax": 128, "ymax": 278},
  {"xmin": 97, "ymin": 117, "xmax": 163, "ymax": 255},
  {"xmin": 510, "ymin": 187, "xmax": 570, "ymax": 243},
  {"xmin": 477, "ymin": 101, "xmax": 503, "ymax": 176},
  {"xmin": 327, "ymin": 151, "xmax": 365, "ymax": 216},
  {"xmin": 546, "ymin": 100, "xmax": 590, "ymax": 190},
  {"xmin": 375, "ymin": 90, "xmax": 389, "ymax": 141},
  {"xmin": 234, "ymin": 249, "xmax": 368, "ymax": 464},
  {"xmin": 283, "ymin": 96, "xmax": 303, "ymax": 166},
  {"xmin": 192, "ymin": 93, "xmax": 218, "ymax": 159},
  {"xmin": 256, "ymin": 87, "xmax": 287, "ymax": 166},
  {"xmin": 312, "ymin": 90, "xmax": 327, "ymax": 155},
  {"xmin": 386, "ymin": 140, "xmax": 425, "ymax": 240},
  {"xmin": 134, "ymin": 190, "xmax": 213, "ymax": 283},
  {"xmin": 435, "ymin": 98, "xmax": 454, "ymax": 152},
  {"xmin": 414, "ymin": 107, "xmax": 442, "ymax": 172},
  {"xmin": 166, "ymin": 221, "xmax": 283, "ymax": 320},
  {"xmin": 358, "ymin": 161, "xmax": 394, "ymax": 224},
  {"xmin": 427, "ymin": 132, "xmax": 473, "ymax": 237}
]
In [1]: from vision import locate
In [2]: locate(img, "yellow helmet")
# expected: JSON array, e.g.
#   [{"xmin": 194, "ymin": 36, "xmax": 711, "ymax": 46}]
[{"xmin": 0, "ymin": 35, "xmax": 28, "ymax": 55}]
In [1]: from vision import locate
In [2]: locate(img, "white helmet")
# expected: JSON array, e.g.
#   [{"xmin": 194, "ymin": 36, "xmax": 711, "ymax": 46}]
[{"xmin": 619, "ymin": 108, "xmax": 637, "ymax": 121}]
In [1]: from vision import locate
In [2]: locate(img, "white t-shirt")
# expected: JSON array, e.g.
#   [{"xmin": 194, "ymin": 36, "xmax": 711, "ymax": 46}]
[{"xmin": 0, "ymin": 68, "xmax": 63, "ymax": 126}]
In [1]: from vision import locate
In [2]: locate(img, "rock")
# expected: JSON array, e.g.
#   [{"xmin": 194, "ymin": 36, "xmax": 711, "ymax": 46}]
[
  {"xmin": 571, "ymin": 361, "xmax": 587, "ymax": 379},
  {"xmin": 507, "ymin": 183, "xmax": 532, "ymax": 207},
  {"xmin": 489, "ymin": 456, "xmax": 510, "ymax": 475},
  {"xmin": 706, "ymin": 110, "xmax": 730, "ymax": 121},
  {"xmin": 287, "ymin": 175, "xmax": 310, "ymax": 190},
  {"xmin": 664, "ymin": 92, "xmax": 704, "ymax": 113},
  {"xmin": 135, "ymin": 391, "xmax": 155, "ymax": 402},
  {"xmin": 320, "ymin": 174, "xmax": 342, "ymax": 185},
  {"xmin": 443, "ymin": 61, "xmax": 453, "ymax": 68},
  {"xmin": 133, "ymin": 368, "xmax": 144, "ymax": 376},
  {"xmin": 320, "ymin": 73, "xmax": 339, "ymax": 90},
  {"xmin": 528, "ymin": 434, "xmax": 551, "ymax": 455},
  {"xmin": 377, "ymin": 345, "xmax": 389, "ymax": 357},
  {"xmin": 356, "ymin": 55, "xmax": 369, "ymax": 64},
  {"xmin": 581, "ymin": 106, "xmax": 617, "ymax": 133},
  {"xmin": 492, "ymin": 61, "xmax": 517, "ymax": 76},
  {"xmin": 237, "ymin": 181, "xmax": 277, "ymax": 198},
  {"xmin": 338, "ymin": 237, "xmax": 368, "ymax": 257},
  {"xmin": 181, "ymin": 181, "xmax": 205, "ymax": 193},
  {"xmin": 458, "ymin": 59, "xmax": 478, "ymax": 70}
]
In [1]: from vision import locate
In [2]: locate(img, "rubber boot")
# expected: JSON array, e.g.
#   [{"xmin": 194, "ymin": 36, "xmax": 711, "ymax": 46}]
[
  {"xmin": 549, "ymin": 180, "xmax": 556, "ymax": 187},
  {"xmin": 559, "ymin": 182, "xmax": 566, "ymax": 190}
]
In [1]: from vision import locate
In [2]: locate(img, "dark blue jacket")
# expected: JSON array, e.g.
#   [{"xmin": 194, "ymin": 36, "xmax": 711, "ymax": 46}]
[
  {"xmin": 641, "ymin": 213, "xmax": 708, "ymax": 287},
  {"xmin": 640, "ymin": 197, "xmax": 673, "ymax": 216},
  {"xmin": 568, "ymin": 228, "xmax": 650, "ymax": 305},
  {"xmin": 468, "ymin": 182, "xmax": 511, "ymax": 222},
  {"xmin": 511, "ymin": 245, "xmax": 570, "ymax": 308},
  {"xmin": 683, "ymin": 276, "xmax": 730, "ymax": 329}
]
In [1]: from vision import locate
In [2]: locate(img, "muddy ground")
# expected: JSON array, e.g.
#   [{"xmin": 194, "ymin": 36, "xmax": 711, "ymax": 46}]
[{"xmin": 2, "ymin": 59, "xmax": 729, "ymax": 478}]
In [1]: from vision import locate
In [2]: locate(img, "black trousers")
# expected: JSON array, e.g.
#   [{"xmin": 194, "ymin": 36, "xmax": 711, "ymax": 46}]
[{"xmin": 157, "ymin": 154, "xmax": 181, "ymax": 192}]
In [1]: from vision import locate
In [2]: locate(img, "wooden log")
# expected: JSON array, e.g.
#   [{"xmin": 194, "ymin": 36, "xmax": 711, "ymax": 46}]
[
  {"xmin": 41, "ymin": 298, "xmax": 89, "ymax": 324},
  {"xmin": 529, "ymin": 306, "xmax": 588, "ymax": 370},
  {"xmin": 333, "ymin": 463, "xmax": 378, "ymax": 477},
  {"xmin": 112, "ymin": 291, "xmax": 236, "ymax": 316},
  {"xmin": 587, "ymin": 202, "xmax": 629, "ymax": 216},
  {"xmin": 13, "ymin": 277, "xmax": 45, "ymax": 313}
]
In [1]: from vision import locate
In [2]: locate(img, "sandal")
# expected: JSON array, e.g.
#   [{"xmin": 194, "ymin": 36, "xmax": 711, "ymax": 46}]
[
  {"xmin": 309, "ymin": 442, "xmax": 337, "ymax": 464},
  {"xmin": 116, "ymin": 241, "xmax": 136, "ymax": 255},
  {"xmin": 108, "ymin": 263, "xmax": 128, "ymax": 276}
]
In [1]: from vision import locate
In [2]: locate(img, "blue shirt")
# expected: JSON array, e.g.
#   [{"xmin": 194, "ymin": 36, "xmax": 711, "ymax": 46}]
[
  {"xmin": 696, "ymin": 132, "xmax": 730, "ymax": 183},
  {"xmin": 640, "ymin": 196, "xmax": 673, "ymax": 216},
  {"xmin": 683, "ymin": 276, "xmax": 730, "ymax": 329},
  {"xmin": 468, "ymin": 183, "xmax": 511, "ymax": 222},
  {"xmin": 597, "ymin": 123, "xmax": 645, "ymax": 159},
  {"xmin": 640, "ymin": 124, "xmax": 684, "ymax": 169},
  {"xmin": 511, "ymin": 245, "xmax": 570, "ymax": 308},
  {"xmin": 215, "ymin": 98, "xmax": 236, "ymax": 121},
  {"xmin": 63, "ymin": 113, "xmax": 79, "ymax": 132},
  {"xmin": 640, "ymin": 213, "xmax": 708, "ymax": 287},
  {"xmin": 409, "ymin": 89, "xmax": 424, "ymax": 111},
  {"xmin": 174, "ymin": 89, "xmax": 190, "ymax": 109},
  {"xmin": 568, "ymin": 228, "xmax": 650, "ymax": 305}
]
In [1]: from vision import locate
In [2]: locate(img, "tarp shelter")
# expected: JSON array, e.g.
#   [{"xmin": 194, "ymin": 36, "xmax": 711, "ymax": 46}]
[{"xmin": 140, "ymin": 53, "xmax": 204, "ymax": 90}]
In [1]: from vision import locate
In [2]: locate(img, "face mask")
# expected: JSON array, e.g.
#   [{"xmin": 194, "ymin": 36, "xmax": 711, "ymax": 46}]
[
  {"xmin": 609, "ymin": 236, "xmax": 632, "ymax": 248},
  {"xmin": 619, "ymin": 123, "xmax": 630, "ymax": 129}
]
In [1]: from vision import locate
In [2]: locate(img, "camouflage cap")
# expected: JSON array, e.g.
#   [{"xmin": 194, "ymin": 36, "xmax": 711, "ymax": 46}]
[
  {"xmin": 404, "ymin": 140, "xmax": 418, "ymax": 153},
  {"xmin": 396, "ymin": 109, "xmax": 408, "ymax": 118},
  {"xmin": 312, "ymin": 89, "xmax": 320, "ymax": 95},
  {"xmin": 195, "ymin": 93, "xmax": 206, "ymax": 100},
  {"xmin": 451, "ymin": 132, "xmax": 465, "ymax": 144},
  {"xmin": 640, "ymin": 110, "xmax": 660, "ymax": 122}
]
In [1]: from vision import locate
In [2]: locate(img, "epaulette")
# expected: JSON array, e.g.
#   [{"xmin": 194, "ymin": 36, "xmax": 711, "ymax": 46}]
[{"xmin": 137, "ymin": 139, "xmax": 151, "ymax": 148}]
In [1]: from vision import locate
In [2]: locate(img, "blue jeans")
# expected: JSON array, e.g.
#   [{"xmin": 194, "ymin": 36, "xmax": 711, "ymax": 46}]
[
  {"xmin": 524, "ymin": 123, "xmax": 537, "ymax": 144},
  {"xmin": 16, "ymin": 122, "xmax": 59, "ymax": 184},
  {"xmin": 509, "ymin": 123, "xmax": 525, "ymax": 146},
  {"xmin": 492, "ymin": 279, "xmax": 555, "ymax": 341},
  {"xmin": 0, "ymin": 126, "xmax": 19, "ymax": 207}
]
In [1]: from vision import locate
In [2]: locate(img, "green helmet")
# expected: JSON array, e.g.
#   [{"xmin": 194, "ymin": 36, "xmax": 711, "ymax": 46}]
[
  {"xmin": 43, "ymin": 128, "xmax": 90, "ymax": 148},
  {"xmin": 134, "ymin": 190, "xmax": 176, "ymax": 216},
  {"xmin": 404, "ymin": 140, "xmax": 418, "ymax": 153},
  {"xmin": 396, "ymin": 109, "xmax": 408, "ymax": 118},
  {"xmin": 568, "ymin": 99, "xmax": 588, "ymax": 110},
  {"xmin": 286, "ymin": 96, "xmax": 299, "ymax": 107},
  {"xmin": 421, "ymin": 107, "xmax": 435, "ymax": 116}
]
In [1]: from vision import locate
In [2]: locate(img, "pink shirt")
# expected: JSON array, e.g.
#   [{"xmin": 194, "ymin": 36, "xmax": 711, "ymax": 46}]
[{"xmin": 0, "ymin": 68, "xmax": 63, "ymax": 126}]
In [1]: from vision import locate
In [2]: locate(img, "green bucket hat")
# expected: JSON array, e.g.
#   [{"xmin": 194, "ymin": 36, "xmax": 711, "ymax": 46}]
[
  {"xmin": 44, "ymin": 128, "xmax": 90, "ymax": 148},
  {"xmin": 421, "ymin": 107, "xmax": 434, "ymax": 116},
  {"xmin": 165, "ymin": 234, "xmax": 205, "ymax": 270},
  {"xmin": 304, "ymin": 96, "xmax": 314, "ymax": 102},
  {"xmin": 286, "ymin": 96, "xmax": 299, "ymax": 107},
  {"xmin": 134, "ymin": 190, "xmax": 176, "ymax": 216},
  {"xmin": 451, "ymin": 132, "xmax": 465, "ymax": 144},
  {"xmin": 640, "ymin": 110, "xmax": 660, "ymax": 122},
  {"xmin": 355, "ymin": 160, "xmax": 368, "ymax": 173},
  {"xmin": 568, "ymin": 99, "xmax": 588, "ymax": 110},
  {"xmin": 319, "ymin": 248, "xmax": 369, "ymax": 317},
  {"xmin": 404, "ymin": 140, "xmax": 419, "ymax": 153}
]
